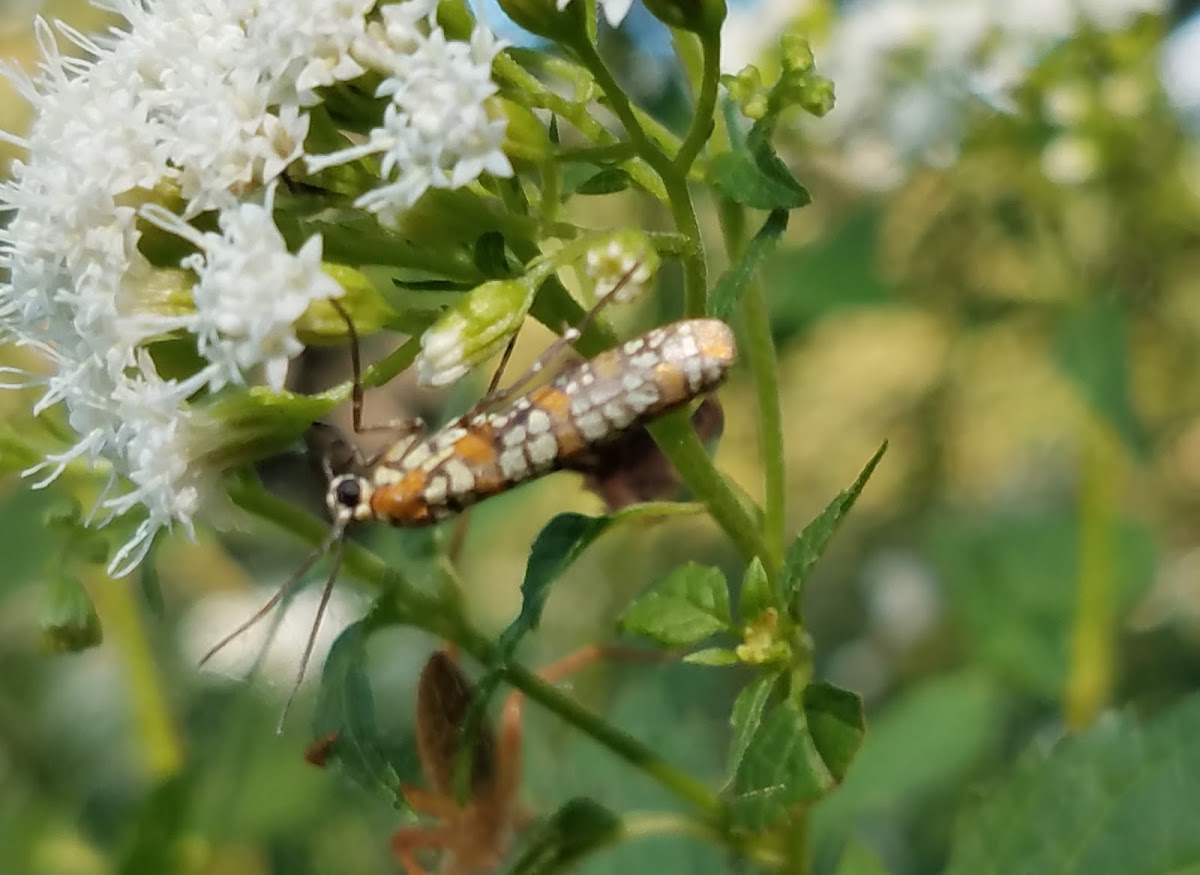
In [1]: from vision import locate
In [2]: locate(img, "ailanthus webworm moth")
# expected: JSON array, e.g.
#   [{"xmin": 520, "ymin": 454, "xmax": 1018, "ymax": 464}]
[
  {"xmin": 202, "ymin": 271, "xmax": 738, "ymax": 729},
  {"xmin": 326, "ymin": 317, "xmax": 736, "ymax": 529}
]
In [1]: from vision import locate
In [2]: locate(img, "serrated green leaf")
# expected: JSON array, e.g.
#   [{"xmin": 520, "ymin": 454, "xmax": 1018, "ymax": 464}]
[
  {"xmin": 620, "ymin": 563, "xmax": 731, "ymax": 647},
  {"xmin": 711, "ymin": 151, "xmax": 809, "ymax": 210},
  {"xmin": 728, "ymin": 681, "xmax": 864, "ymax": 830},
  {"xmin": 781, "ymin": 442, "xmax": 887, "ymax": 619},
  {"xmin": 711, "ymin": 118, "xmax": 810, "ymax": 210},
  {"xmin": 738, "ymin": 556, "xmax": 775, "ymax": 624},
  {"xmin": 310, "ymin": 621, "xmax": 402, "ymax": 804},
  {"xmin": 947, "ymin": 693, "xmax": 1200, "ymax": 875},
  {"xmin": 726, "ymin": 671, "xmax": 781, "ymax": 786},
  {"xmin": 802, "ymin": 682, "xmax": 865, "ymax": 783},
  {"xmin": 1056, "ymin": 295, "xmax": 1149, "ymax": 458},
  {"xmin": 709, "ymin": 209, "xmax": 788, "ymax": 321},
  {"xmin": 728, "ymin": 700, "xmax": 832, "ymax": 830},
  {"xmin": 684, "ymin": 647, "xmax": 740, "ymax": 666},
  {"xmin": 508, "ymin": 797, "xmax": 622, "ymax": 875}
]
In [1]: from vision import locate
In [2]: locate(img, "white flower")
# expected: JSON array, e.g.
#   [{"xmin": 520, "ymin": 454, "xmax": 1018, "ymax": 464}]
[
  {"xmin": 308, "ymin": 14, "xmax": 512, "ymax": 223},
  {"xmin": 0, "ymin": 0, "xmax": 382, "ymax": 575},
  {"xmin": 141, "ymin": 190, "xmax": 344, "ymax": 393}
]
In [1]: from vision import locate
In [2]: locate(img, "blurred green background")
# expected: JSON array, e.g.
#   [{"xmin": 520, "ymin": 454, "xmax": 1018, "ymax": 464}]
[{"xmin": 3, "ymin": 1, "xmax": 1200, "ymax": 874}]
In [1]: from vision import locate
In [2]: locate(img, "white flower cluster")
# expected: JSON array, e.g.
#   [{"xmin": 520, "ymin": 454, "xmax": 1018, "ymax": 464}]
[
  {"xmin": 722, "ymin": 0, "xmax": 1166, "ymax": 190},
  {"xmin": 0, "ymin": 0, "xmax": 511, "ymax": 576}
]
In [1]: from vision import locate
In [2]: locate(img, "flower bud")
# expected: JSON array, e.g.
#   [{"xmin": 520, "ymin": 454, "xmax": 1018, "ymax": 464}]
[
  {"xmin": 735, "ymin": 607, "xmax": 791, "ymax": 666},
  {"xmin": 39, "ymin": 572, "xmax": 103, "ymax": 653},
  {"xmin": 494, "ymin": 0, "xmax": 586, "ymax": 43},
  {"xmin": 295, "ymin": 264, "xmax": 395, "ymax": 342},
  {"xmin": 723, "ymin": 66, "xmax": 770, "ymax": 121},
  {"xmin": 193, "ymin": 386, "xmax": 341, "ymax": 470},
  {"xmin": 642, "ymin": 0, "xmax": 725, "ymax": 36},
  {"xmin": 417, "ymin": 279, "xmax": 534, "ymax": 387},
  {"xmin": 584, "ymin": 231, "xmax": 660, "ymax": 305}
]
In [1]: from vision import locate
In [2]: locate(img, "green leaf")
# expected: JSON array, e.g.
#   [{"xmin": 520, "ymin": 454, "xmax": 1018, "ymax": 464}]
[
  {"xmin": 728, "ymin": 681, "xmax": 865, "ymax": 830},
  {"xmin": 711, "ymin": 119, "xmax": 810, "ymax": 210},
  {"xmin": 711, "ymin": 151, "xmax": 809, "ymax": 211},
  {"xmin": 947, "ymin": 693, "xmax": 1200, "ymax": 875},
  {"xmin": 832, "ymin": 842, "xmax": 889, "ymax": 875},
  {"xmin": 1056, "ymin": 295, "xmax": 1149, "ymax": 458},
  {"xmin": 781, "ymin": 442, "xmax": 887, "ymax": 620},
  {"xmin": 38, "ymin": 570, "xmax": 103, "ymax": 653},
  {"xmin": 802, "ymin": 682, "xmax": 865, "ymax": 783},
  {"xmin": 709, "ymin": 209, "xmax": 788, "ymax": 321},
  {"xmin": 573, "ymin": 167, "xmax": 633, "ymax": 195},
  {"xmin": 474, "ymin": 230, "xmax": 512, "ymax": 277},
  {"xmin": 684, "ymin": 647, "xmax": 740, "ymax": 666},
  {"xmin": 310, "ymin": 621, "xmax": 402, "ymax": 804},
  {"xmin": 738, "ymin": 556, "xmax": 775, "ymax": 624},
  {"xmin": 728, "ymin": 700, "xmax": 831, "ymax": 830},
  {"xmin": 500, "ymin": 513, "xmax": 614, "ymax": 656},
  {"xmin": 508, "ymin": 797, "xmax": 622, "ymax": 875},
  {"xmin": 725, "ymin": 671, "xmax": 782, "ymax": 785},
  {"xmin": 811, "ymin": 671, "xmax": 1005, "ymax": 854},
  {"xmin": 620, "ymin": 563, "xmax": 732, "ymax": 647}
]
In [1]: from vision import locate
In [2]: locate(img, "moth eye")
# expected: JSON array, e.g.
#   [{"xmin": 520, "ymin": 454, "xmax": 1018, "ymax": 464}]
[{"xmin": 335, "ymin": 478, "xmax": 362, "ymax": 508}]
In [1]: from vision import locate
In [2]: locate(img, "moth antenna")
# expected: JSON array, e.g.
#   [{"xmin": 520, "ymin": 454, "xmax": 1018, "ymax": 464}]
[
  {"xmin": 277, "ymin": 532, "xmax": 346, "ymax": 734},
  {"xmin": 198, "ymin": 523, "xmax": 343, "ymax": 670},
  {"xmin": 328, "ymin": 298, "xmax": 367, "ymax": 434}
]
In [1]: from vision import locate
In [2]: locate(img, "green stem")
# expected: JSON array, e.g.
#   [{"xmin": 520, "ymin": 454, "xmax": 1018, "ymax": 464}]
[
  {"xmin": 649, "ymin": 412, "xmax": 772, "ymax": 571},
  {"xmin": 494, "ymin": 54, "xmax": 668, "ymax": 202},
  {"xmin": 1065, "ymin": 414, "xmax": 1117, "ymax": 731},
  {"xmin": 674, "ymin": 32, "xmax": 722, "ymax": 173},
  {"xmin": 491, "ymin": 644, "xmax": 723, "ymax": 818},
  {"xmin": 569, "ymin": 39, "xmax": 708, "ymax": 317},
  {"xmin": 718, "ymin": 200, "xmax": 786, "ymax": 571},
  {"xmin": 622, "ymin": 812, "xmax": 783, "ymax": 868}
]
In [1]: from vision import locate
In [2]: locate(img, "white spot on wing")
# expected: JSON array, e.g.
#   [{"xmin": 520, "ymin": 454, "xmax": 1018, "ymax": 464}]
[
  {"xmin": 424, "ymin": 474, "xmax": 449, "ymax": 505},
  {"xmin": 442, "ymin": 458, "xmax": 475, "ymax": 495},
  {"xmin": 575, "ymin": 411, "xmax": 608, "ymax": 441},
  {"xmin": 526, "ymin": 432, "xmax": 558, "ymax": 467},
  {"xmin": 499, "ymin": 446, "xmax": 529, "ymax": 480},
  {"xmin": 526, "ymin": 408, "xmax": 552, "ymax": 435},
  {"xmin": 602, "ymin": 400, "xmax": 635, "ymax": 429},
  {"xmin": 502, "ymin": 424, "xmax": 527, "ymax": 448}
]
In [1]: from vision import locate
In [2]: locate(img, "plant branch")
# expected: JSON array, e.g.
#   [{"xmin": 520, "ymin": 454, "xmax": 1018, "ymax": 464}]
[{"xmin": 718, "ymin": 199, "xmax": 786, "ymax": 571}]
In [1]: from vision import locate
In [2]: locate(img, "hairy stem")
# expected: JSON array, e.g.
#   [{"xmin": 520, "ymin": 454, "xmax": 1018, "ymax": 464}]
[{"xmin": 718, "ymin": 200, "xmax": 786, "ymax": 572}]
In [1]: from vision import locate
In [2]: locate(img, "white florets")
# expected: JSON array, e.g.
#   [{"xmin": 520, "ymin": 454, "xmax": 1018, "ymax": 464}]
[
  {"xmin": 0, "ymin": 0, "xmax": 509, "ymax": 575},
  {"xmin": 306, "ymin": 6, "xmax": 513, "ymax": 224}
]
